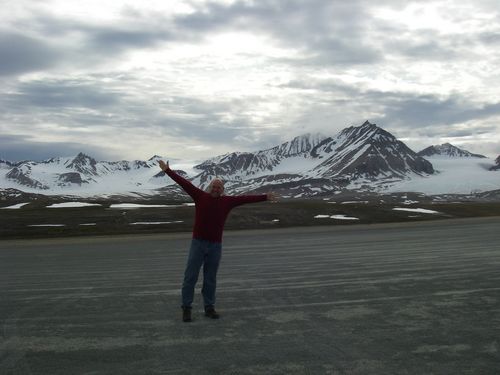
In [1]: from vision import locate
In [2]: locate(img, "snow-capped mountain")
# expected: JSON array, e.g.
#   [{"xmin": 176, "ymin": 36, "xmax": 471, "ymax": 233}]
[
  {"xmin": 2, "ymin": 121, "xmax": 498, "ymax": 197},
  {"xmin": 190, "ymin": 121, "xmax": 434, "ymax": 195},
  {"xmin": 418, "ymin": 143, "xmax": 486, "ymax": 158},
  {"xmin": 192, "ymin": 132, "xmax": 328, "ymax": 185},
  {"xmin": 1, "ymin": 153, "xmax": 175, "ymax": 194}
]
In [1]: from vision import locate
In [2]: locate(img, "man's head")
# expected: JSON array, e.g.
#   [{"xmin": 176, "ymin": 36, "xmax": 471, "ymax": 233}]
[{"xmin": 207, "ymin": 178, "xmax": 224, "ymax": 197}]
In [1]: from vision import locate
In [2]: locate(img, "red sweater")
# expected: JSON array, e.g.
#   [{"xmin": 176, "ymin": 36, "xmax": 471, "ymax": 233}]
[{"xmin": 165, "ymin": 168, "xmax": 267, "ymax": 243}]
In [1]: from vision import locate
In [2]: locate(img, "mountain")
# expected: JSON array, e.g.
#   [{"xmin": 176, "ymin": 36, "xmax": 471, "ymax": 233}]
[
  {"xmin": 192, "ymin": 132, "xmax": 327, "ymax": 185},
  {"xmin": 190, "ymin": 121, "xmax": 434, "ymax": 196},
  {"xmin": 4, "ymin": 121, "xmax": 499, "ymax": 198},
  {"xmin": 1, "ymin": 153, "xmax": 173, "ymax": 194},
  {"xmin": 418, "ymin": 143, "xmax": 486, "ymax": 158}
]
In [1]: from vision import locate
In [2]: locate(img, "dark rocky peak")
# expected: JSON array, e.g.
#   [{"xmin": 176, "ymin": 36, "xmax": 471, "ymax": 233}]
[
  {"xmin": 313, "ymin": 121, "xmax": 434, "ymax": 179},
  {"xmin": 67, "ymin": 152, "xmax": 98, "ymax": 175},
  {"xmin": 340, "ymin": 121, "xmax": 389, "ymax": 140},
  {"xmin": 418, "ymin": 143, "xmax": 486, "ymax": 158},
  {"xmin": 338, "ymin": 121, "xmax": 398, "ymax": 151},
  {"xmin": 70, "ymin": 152, "xmax": 96, "ymax": 164}
]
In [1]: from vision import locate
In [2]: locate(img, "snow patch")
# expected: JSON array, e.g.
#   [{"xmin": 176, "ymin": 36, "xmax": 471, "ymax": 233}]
[
  {"xmin": 47, "ymin": 202, "xmax": 102, "ymax": 208},
  {"xmin": 393, "ymin": 208, "xmax": 440, "ymax": 214},
  {"xmin": 109, "ymin": 203, "xmax": 183, "ymax": 209},
  {"xmin": 28, "ymin": 224, "xmax": 66, "ymax": 227},
  {"xmin": 129, "ymin": 221, "xmax": 184, "ymax": 225},
  {"xmin": 341, "ymin": 201, "xmax": 369, "ymax": 204},
  {"xmin": 331, "ymin": 215, "xmax": 359, "ymax": 220},
  {"xmin": 1, "ymin": 202, "xmax": 30, "ymax": 209},
  {"xmin": 314, "ymin": 214, "xmax": 359, "ymax": 220}
]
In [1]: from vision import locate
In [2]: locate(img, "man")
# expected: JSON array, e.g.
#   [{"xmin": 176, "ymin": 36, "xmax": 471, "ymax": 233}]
[{"xmin": 159, "ymin": 160, "xmax": 276, "ymax": 322}]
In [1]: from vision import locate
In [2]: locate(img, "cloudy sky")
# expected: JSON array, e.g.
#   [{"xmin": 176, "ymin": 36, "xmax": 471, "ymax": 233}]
[{"xmin": 1, "ymin": 0, "xmax": 499, "ymax": 163}]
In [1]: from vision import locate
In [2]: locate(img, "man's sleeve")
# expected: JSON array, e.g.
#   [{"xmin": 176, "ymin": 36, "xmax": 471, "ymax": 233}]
[
  {"xmin": 228, "ymin": 194, "xmax": 267, "ymax": 208},
  {"xmin": 165, "ymin": 168, "xmax": 203, "ymax": 201}
]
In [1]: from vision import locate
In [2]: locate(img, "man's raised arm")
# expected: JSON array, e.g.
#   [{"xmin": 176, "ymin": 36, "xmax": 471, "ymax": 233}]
[
  {"xmin": 227, "ymin": 191, "xmax": 278, "ymax": 208},
  {"xmin": 159, "ymin": 160, "xmax": 203, "ymax": 201}
]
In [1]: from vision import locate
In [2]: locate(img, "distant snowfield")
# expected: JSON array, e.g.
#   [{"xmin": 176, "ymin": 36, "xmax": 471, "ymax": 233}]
[
  {"xmin": 331, "ymin": 214, "xmax": 360, "ymax": 220},
  {"xmin": 386, "ymin": 157, "xmax": 500, "ymax": 194},
  {"xmin": 109, "ymin": 203, "xmax": 189, "ymax": 209},
  {"xmin": 314, "ymin": 214, "xmax": 360, "ymax": 220},
  {"xmin": 47, "ymin": 202, "xmax": 102, "ymax": 208},
  {"xmin": 393, "ymin": 208, "xmax": 440, "ymax": 214},
  {"xmin": 0, "ymin": 202, "xmax": 30, "ymax": 209},
  {"xmin": 129, "ymin": 221, "xmax": 184, "ymax": 225},
  {"xmin": 27, "ymin": 224, "xmax": 65, "ymax": 227}
]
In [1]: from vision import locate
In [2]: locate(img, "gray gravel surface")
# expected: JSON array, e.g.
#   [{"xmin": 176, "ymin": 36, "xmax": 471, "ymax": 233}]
[{"xmin": 1, "ymin": 217, "xmax": 500, "ymax": 374}]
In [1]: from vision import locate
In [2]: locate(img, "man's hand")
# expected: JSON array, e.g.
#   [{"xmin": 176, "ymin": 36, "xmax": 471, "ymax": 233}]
[
  {"xmin": 158, "ymin": 160, "xmax": 169, "ymax": 172},
  {"xmin": 266, "ymin": 192, "xmax": 278, "ymax": 202}
]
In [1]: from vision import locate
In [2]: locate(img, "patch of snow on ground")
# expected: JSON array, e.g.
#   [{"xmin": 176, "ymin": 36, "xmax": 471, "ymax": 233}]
[
  {"xmin": 79, "ymin": 223, "xmax": 97, "ymax": 226},
  {"xmin": 28, "ymin": 224, "xmax": 66, "ymax": 227},
  {"xmin": 393, "ymin": 208, "xmax": 440, "ymax": 214},
  {"xmin": 129, "ymin": 221, "xmax": 184, "ymax": 225},
  {"xmin": 331, "ymin": 215, "xmax": 359, "ymax": 220},
  {"xmin": 314, "ymin": 214, "xmax": 359, "ymax": 220},
  {"xmin": 47, "ymin": 202, "xmax": 102, "ymax": 208},
  {"xmin": 109, "ymin": 203, "xmax": 183, "ymax": 209},
  {"xmin": 1, "ymin": 202, "xmax": 30, "ymax": 209}
]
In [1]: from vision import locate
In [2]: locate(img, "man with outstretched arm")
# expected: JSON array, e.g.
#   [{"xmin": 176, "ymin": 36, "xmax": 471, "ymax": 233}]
[{"xmin": 159, "ymin": 160, "xmax": 276, "ymax": 322}]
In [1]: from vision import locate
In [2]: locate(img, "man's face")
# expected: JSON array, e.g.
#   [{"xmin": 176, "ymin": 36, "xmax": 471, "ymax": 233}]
[{"xmin": 209, "ymin": 179, "xmax": 224, "ymax": 197}]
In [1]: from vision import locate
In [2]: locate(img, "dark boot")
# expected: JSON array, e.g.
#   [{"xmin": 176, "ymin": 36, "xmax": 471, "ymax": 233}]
[
  {"xmin": 182, "ymin": 307, "xmax": 192, "ymax": 322},
  {"xmin": 204, "ymin": 306, "xmax": 220, "ymax": 319}
]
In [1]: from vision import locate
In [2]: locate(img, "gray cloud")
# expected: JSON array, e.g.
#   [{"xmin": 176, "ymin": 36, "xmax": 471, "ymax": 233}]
[
  {"xmin": 278, "ymin": 76, "xmax": 500, "ymax": 141},
  {"xmin": 6, "ymin": 79, "xmax": 121, "ymax": 109},
  {"xmin": 2, "ymin": 10, "xmax": 177, "ymax": 74},
  {"xmin": 0, "ymin": 134, "xmax": 118, "ymax": 162},
  {"xmin": 0, "ymin": 32, "xmax": 62, "ymax": 76},
  {"xmin": 0, "ymin": 74, "xmax": 263, "ymax": 150},
  {"xmin": 175, "ymin": 0, "xmax": 384, "ymax": 66},
  {"xmin": 479, "ymin": 32, "xmax": 500, "ymax": 45},
  {"xmin": 371, "ymin": 93, "xmax": 500, "ymax": 129},
  {"xmin": 79, "ymin": 26, "xmax": 173, "ymax": 55},
  {"xmin": 0, "ymin": 0, "xmax": 499, "ymax": 162},
  {"xmin": 390, "ymin": 39, "xmax": 461, "ymax": 60}
]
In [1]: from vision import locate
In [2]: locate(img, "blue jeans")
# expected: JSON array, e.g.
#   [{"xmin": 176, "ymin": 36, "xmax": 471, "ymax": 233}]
[{"xmin": 181, "ymin": 238, "xmax": 222, "ymax": 309}]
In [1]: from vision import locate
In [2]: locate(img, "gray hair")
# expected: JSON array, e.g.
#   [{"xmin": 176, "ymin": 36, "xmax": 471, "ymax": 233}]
[{"xmin": 206, "ymin": 178, "xmax": 225, "ymax": 193}]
